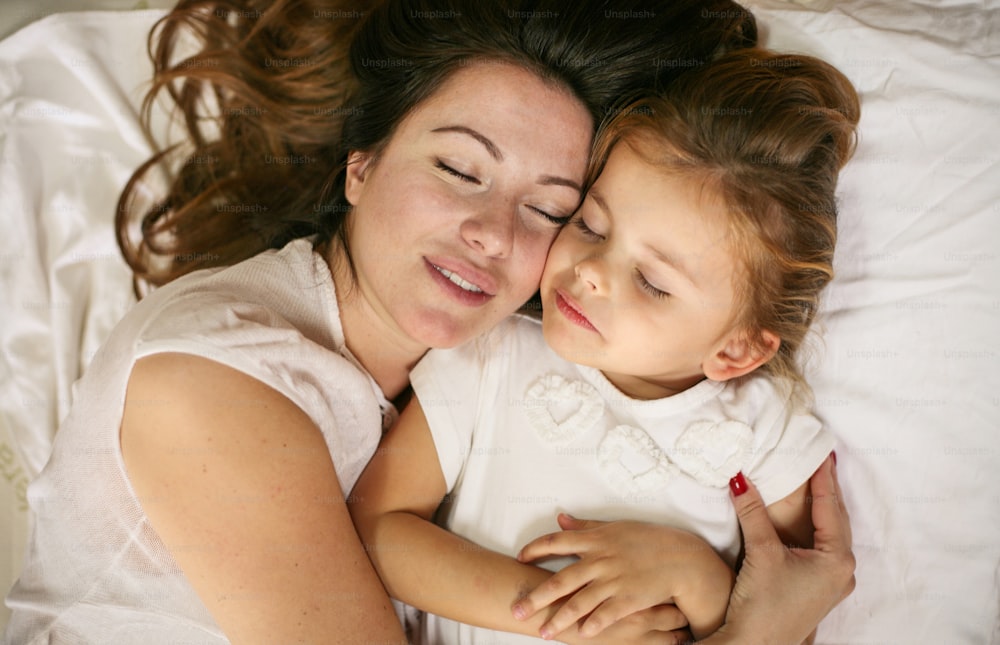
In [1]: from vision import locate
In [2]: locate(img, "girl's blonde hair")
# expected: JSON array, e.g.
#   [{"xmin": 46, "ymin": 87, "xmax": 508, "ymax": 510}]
[{"xmin": 591, "ymin": 48, "xmax": 860, "ymax": 392}]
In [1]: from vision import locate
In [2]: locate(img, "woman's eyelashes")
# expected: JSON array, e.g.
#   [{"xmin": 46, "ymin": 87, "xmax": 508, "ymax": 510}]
[
  {"xmin": 436, "ymin": 158, "xmax": 569, "ymax": 226},
  {"xmin": 436, "ymin": 159, "xmax": 479, "ymax": 184},
  {"xmin": 530, "ymin": 206, "xmax": 570, "ymax": 226}
]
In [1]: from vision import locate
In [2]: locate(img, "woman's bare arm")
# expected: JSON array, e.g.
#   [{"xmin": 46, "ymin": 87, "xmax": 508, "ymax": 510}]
[{"xmin": 120, "ymin": 352, "xmax": 407, "ymax": 645}]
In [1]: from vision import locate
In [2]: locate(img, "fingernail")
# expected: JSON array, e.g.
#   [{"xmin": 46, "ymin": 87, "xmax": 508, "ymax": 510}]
[
  {"xmin": 729, "ymin": 471, "xmax": 748, "ymax": 496},
  {"xmin": 539, "ymin": 627, "xmax": 552, "ymax": 640},
  {"xmin": 831, "ymin": 450, "xmax": 838, "ymax": 465},
  {"xmin": 512, "ymin": 604, "xmax": 525, "ymax": 621}
]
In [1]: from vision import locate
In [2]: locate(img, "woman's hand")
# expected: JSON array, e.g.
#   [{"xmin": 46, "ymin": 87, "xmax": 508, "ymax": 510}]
[
  {"xmin": 512, "ymin": 514, "xmax": 734, "ymax": 640},
  {"xmin": 701, "ymin": 454, "xmax": 855, "ymax": 644}
]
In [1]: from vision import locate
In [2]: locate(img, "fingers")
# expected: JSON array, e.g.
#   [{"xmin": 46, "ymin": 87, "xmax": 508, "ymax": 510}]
[
  {"xmin": 830, "ymin": 454, "xmax": 852, "ymax": 547},
  {"xmin": 803, "ymin": 454, "xmax": 857, "ymax": 602},
  {"xmin": 517, "ymin": 528, "xmax": 589, "ymax": 563},
  {"xmin": 641, "ymin": 605, "xmax": 690, "ymax": 632},
  {"xmin": 556, "ymin": 512, "xmax": 607, "ymax": 531},
  {"xmin": 584, "ymin": 606, "xmax": 690, "ymax": 644},
  {"xmin": 807, "ymin": 455, "xmax": 851, "ymax": 555},
  {"xmin": 512, "ymin": 559, "xmax": 598, "ymax": 623},
  {"xmin": 537, "ymin": 586, "xmax": 605, "ymax": 639},
  {"xmin": 729, "ymin": 471, "xmax": 781, "ymax": 553},
  {"xmin": 577, "ymin": 598, "xmax": 687, "ymax": 639}
]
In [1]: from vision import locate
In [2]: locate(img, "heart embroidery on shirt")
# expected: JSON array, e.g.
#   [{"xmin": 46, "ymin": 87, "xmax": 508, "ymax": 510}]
[
  {"xmin": 669, "ymin": 420, "xmax": 754, "ymax": 487},
  {"xmin": 523, "ymin": 374, "xmax": 605, "ymax": 445},
  {"xmin": 597, "ymin": 425, "xmax": 678, "ymax": 494}
]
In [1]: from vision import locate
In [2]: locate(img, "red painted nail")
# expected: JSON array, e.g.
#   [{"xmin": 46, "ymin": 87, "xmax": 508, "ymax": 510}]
[{"xmin": 729, "ymin": 471, "xmax": 748, "ymax": 497}]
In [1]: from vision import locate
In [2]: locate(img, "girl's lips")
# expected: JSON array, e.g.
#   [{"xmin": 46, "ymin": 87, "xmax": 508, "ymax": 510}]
[
  {"xmin": 425, "ymin": 259, "xmax": 493, "ymax": 306},
  {"xmin": 555, "ymin": 290, "xmax": 597, "ymax": 332}
]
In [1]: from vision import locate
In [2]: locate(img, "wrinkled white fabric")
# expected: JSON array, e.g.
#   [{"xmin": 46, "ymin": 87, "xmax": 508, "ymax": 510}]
[{"xmin": 1, "ymin": 1, "xmax": 999, "ymax": 643}]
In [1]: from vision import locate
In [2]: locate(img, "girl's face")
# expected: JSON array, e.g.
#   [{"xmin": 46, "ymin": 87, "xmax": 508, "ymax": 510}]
[
  {"xmin": 540, "ymin": 142, "xmax": 746, "ymax": 400},
  {"xmin": 344, "ymin": 62, "xmax": 592, "ymax": 350}
]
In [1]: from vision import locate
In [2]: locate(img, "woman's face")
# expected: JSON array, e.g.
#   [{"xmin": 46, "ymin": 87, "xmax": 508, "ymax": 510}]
[{"xmin": 344, "ymin": 61, "xmax": 592, "ymax": 349}]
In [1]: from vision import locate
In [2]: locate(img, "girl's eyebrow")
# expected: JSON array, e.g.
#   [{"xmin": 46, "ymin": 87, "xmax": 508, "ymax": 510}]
[
  {"xmin": 648, "ymin": 245, "xmax": 697, "ymax": 287},
  {"xmin": 433, "ymin": 125, "xmax": 581, "ymax": 192}
]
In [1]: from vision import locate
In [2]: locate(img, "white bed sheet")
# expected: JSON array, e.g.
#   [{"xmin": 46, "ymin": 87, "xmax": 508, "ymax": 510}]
[{"xmin": 0, "ymin": 1, "xmax": 998, "ymax": 641}]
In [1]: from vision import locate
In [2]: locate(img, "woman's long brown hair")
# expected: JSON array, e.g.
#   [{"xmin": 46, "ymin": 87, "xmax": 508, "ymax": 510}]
[{"xmin": 117, "ymin": 0, "xmax": 759, "ymax": 293}]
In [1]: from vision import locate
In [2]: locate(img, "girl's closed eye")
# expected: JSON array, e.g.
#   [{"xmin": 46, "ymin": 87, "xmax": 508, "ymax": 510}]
[
  {"xmin": 635, "ymin": 269, "xmax": 670, "ymax": 299},
  {"xmin": 572, "ymin": 216, "xmax": 603, "ymax": 240}
]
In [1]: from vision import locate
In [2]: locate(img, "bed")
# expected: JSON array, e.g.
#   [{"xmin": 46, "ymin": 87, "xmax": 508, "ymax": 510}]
[{"xmin": 1, "ymin": 0, "xmax": 997, "ymax": 640}]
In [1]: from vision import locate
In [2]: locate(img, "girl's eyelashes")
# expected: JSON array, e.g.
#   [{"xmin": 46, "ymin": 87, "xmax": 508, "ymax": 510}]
[
  {"xmin": 572, "ymin": 216, "xmax": 603, "ymax": 239},
  {"xmin": 635, "ymin": 269, "xmax": 669, "ymax": 299},
  {"xmin": 435, "ymin": 159, "xmax": 480, "ymax": 184}
]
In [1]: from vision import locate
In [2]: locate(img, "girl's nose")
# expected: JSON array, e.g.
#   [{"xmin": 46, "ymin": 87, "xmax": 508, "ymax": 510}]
[{"xmin": 574, "ymin": 256, "xmax": 606, "ymax": 292}]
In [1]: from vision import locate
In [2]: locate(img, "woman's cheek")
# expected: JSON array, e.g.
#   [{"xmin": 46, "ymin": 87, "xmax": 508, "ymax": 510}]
[{"xmin": 513, "ymin": 229, "xmax": 557, "ymax": 297}]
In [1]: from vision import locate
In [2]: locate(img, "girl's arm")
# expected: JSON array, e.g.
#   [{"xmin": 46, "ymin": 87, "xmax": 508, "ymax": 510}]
[
  {"xmin": 348, "ymin": 396, "xmax": 695, "ymax": 643},
  {"xmin": 515, "ymin": 457, "xmax": 851, "ymax": 644},
  {"xmin": 510, "ymin": 474, "xmax": 819, "ymax": 640},
  {"xmin": 120, "ymin": 353, "xmax": 407, "ymax": 644}
]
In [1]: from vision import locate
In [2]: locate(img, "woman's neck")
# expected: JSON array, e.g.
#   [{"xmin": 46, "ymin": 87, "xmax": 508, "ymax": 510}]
[{"xmin": 322, "ymin": 240, "xmax": 427, "ymax": 401}]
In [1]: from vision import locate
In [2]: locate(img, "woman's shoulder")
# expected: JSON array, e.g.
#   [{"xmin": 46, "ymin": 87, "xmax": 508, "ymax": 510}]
[{"xmin": 134, "ymin": 239, "xmax": 341, "ymax": 354}]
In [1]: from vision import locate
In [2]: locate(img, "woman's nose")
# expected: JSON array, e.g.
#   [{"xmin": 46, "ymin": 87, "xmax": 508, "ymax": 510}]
[{"xmin": 460, "ymin": 205, "xmax": 516, "ymax": 258}]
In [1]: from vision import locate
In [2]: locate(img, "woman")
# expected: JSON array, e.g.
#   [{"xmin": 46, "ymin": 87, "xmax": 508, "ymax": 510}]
[{"xmin": 2, "ymin": 1, "xmax": 851, "ymax": 643}]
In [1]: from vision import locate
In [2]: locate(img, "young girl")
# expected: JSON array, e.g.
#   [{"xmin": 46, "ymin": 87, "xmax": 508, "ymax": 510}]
[{"xmin": 350, "ymin": 47, "xmax": 860, "ymax": 644}]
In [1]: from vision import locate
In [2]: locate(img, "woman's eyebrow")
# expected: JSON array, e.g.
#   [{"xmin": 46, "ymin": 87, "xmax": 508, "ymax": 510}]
[
  {"xmin": 432, "ymin": 125, "xmax": 581, "ymax": 192},
  {"xmin": 538, "ymin": 175, "xmax": 581, "ymax": 192},
  {"xmin": 431, "ymin": 126, "xmax": 503, "ymax": 161}
]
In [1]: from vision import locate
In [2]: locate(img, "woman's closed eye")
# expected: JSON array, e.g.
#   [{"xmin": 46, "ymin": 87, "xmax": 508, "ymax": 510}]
[
  {"xmin": 529, "ymin": 205, "xmax": 571, "ymax": 226},
  {"xmin": 436, "ymin": 159, "xmax": 480, "ymax": 185}
]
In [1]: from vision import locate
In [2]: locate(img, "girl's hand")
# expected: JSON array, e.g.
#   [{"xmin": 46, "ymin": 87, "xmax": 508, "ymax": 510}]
[
  {"xmin": 563, "ymin": 605, "xmax": 692, "ymax": 645},
  {"xmin": 512, "ymin": 514, "xmax": 734, "ymax": 640}
]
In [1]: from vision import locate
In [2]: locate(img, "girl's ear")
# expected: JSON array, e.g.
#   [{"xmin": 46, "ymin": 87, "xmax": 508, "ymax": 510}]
[
  {"xmin": 703, "ymin": 329, "xmax": 780, "ymax": 382},
  {"xmin": 344, "ymin": 150, "xmax": 374, "ymax": 206}
]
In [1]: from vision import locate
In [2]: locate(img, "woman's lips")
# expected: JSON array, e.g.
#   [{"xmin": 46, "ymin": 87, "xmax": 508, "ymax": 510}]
[
  {"xmin": 555, "ymin": 289, "xmax": 597, "ymax": 332},
  {"xmin": 425, "ymin": 258, "xmax": 494, "ymax": 306}
]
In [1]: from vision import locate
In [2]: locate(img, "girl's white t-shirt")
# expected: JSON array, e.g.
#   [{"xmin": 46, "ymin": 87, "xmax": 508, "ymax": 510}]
[{"xmin": 410, "ymin": 314, "xmax": 834, "ymax": 644}]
